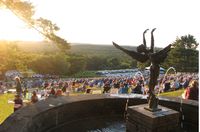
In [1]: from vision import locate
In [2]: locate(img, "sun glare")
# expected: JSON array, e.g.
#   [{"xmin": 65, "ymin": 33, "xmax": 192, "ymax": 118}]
[{"xmin": 0, "ymin": 9, "xmax": 43, "ymax": 41}]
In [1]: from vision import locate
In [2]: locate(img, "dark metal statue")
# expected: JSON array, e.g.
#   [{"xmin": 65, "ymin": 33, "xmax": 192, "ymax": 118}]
[{"xmin": 113, "ymin": 28, "xmax": 171, "ymax": 111}]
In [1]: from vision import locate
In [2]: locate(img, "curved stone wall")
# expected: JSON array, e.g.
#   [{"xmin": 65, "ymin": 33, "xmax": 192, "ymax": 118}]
[{"xmin": 0, "ymin": 95, "xmax": 198, "ymax": 132}]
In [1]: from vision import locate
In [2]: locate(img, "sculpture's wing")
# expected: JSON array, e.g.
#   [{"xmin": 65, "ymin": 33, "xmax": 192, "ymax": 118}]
[
  {"xmin": 113, "ymin": 42, "xmax": 148, "ymax": 63},
  {"xmin": 151, "ymin": 44, "xmax": 171, "ymax": 64}
]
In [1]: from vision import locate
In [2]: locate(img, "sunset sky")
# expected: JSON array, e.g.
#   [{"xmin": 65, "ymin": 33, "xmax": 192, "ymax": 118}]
[{"xmin": 0, "ymin": 0, "xmax": 199, "ymax": 47}]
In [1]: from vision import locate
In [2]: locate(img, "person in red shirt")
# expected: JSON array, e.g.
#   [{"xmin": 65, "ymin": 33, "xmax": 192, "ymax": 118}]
[
  {"xmin": 185, "ymin": 80, "xmax": 198, "ymax": 101},
  {"xmin": 49, "ymin": 88, "xmax": 56, "ymax": 96},
  {"xmin": 56, "ymin": 89, "xmax": 62, "ymax": 96}
]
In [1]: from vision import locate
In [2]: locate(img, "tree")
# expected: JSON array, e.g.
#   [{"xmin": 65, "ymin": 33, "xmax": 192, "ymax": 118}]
[
  {"xmin": 30, "ymin": 53, "xmax": 70, "ymax": 75},
  {"xmin": 107, "ymin": 58, "xmax": 121, "ymax": 69},
  {"xmin": 68, "ymin": 55, "xmax": 87, "ymax": 75},
  {"xmin": 173, "ymin": 34, "xmax": 199, "ymax": 49},
  {"xmin": 35, "ymin": 18, "xmax": 70, "ymax": 51},
  {"xmin": 86, "ymin": 56, "xmax": 108, "ymax": 70},
  {"xmin": 0, "ymin": 0, "xmax": 34, "ymax": 21},
  {"xmin": 164, "ymin": 34, "xmax": 199, "ymax": 72},
  {"xmin": 0, "ymin": 0, "xmax": 70, "ymax": 51},
  {"xmin": 0, "ymin": 41, "xmax": 34, "ymax": 75},
  {"xmin": 137, "ymin": 60, "xmax": 150, "ymax": 70}
]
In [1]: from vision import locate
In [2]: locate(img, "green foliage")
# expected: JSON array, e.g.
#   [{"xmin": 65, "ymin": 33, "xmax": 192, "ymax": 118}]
[
  {"xmin": 46, "ymin": 34, "xmax": 70, "ymax": 51},
  {"xmin": 0, "ymin": 0, "xmax": 70, "ymax": 51},
  {"xmin": 137, "ymin": 60, "xmax": 150, "ymax": 70},
  {"xmin": 86, "ymin": 56, "xmax": 108, "ymax": 70},
  {"xmin": 71, "ymin": 71, "xmax": 100, "ymax": 78},
  {"xmin": 35, "ymin": 18, "xmax": 60, "ymax": 34},
  {"xmin": 68, "ymin": 55, "xmax": 87, "ymax": 75},
  {"xmin": 173, "ymin": 34, "xmax": 199, "ymax": 49},
  {"xmin": 30, "ymin": 53, "xmax": 70, "ymax": 75},
  {"xmin": 0, "ymin": 42, "xmax": 139, "ymax": 76},
  {"xmin": 0, "ymin": 33, "xmax": 198, "ymax": 77},
  {"xmin": 69, "ymin": 44, "xmax": 137, "ymax": 70},
  {"xmin": 120, "ymin": 62, "xmax": 131, "ymax": 69},
  {"xmin": 163, "ymin": 34, "xmax": 199, "ymax": 72},
  {"xmin": 107, "ymin": 58, "xmax": 121, "ymax": 69},
  {"xmin": 0, "ymin": 0, "xmax": 35, "ymax": 21},
  {"xmin": 0, "ymin": 41, "xmax": 31, "ymax": 74},
  {"xmin": 35, "ymin": 18, "xmax": 70, "ymax": 51},
  {"xmin": 164, "ymin": 48, "xmax": 198, "ymax": 72}
]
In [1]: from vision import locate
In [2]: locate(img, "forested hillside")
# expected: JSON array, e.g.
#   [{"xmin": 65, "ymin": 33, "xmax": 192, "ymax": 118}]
[
  {"xmin": 16, "ymin": 41, "xmax": 136, "ymax": 59},
  {"xmin": 0, "ymin": 35, "xmax": 198, "ymax": 78}
]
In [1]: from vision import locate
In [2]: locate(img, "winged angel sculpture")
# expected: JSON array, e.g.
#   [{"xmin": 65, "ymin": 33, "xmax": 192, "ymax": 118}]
[{"xmin": 113, "ymin": 28, "xmax": 171, "ymax": 111}]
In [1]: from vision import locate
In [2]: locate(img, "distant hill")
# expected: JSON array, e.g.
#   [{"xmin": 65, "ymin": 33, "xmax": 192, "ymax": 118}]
[
  {"xmin": 14, "ymin": 41, "xmax": 137, "ymax": 59},
  {"xmin": 69, "ymin": 44, "xmax": 137, "ymax": 58},
  {"xmin": 15, "ymin": 41, "xmax": 58, "ymax": 53},
  {"xmin": 1, "ymin": 41, "xmax": 162, "ymax": 59}
]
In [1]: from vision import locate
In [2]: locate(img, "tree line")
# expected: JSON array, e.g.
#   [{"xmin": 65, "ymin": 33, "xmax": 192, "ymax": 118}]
[
  {"xmin": 0, "ymin": 41, "xmax": 137, "ymax": 77},
  {"xmin": 0, "ymin": 34, "xmax": 198, "ymax": 78}
]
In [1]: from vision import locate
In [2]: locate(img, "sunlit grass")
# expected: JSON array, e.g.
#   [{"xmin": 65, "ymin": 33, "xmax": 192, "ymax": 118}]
[
  {"xmin": 0, "ymin": 93, "xmax": 14, "ymax": 124},
  {"xmin": 158, "ymin": 89, "xmax": 185, "ymax": 97}
]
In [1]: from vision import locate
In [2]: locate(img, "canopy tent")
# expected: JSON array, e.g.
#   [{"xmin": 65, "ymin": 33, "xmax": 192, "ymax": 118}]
[{"xmin": 145, "ymin": 66, "xmax": 165, "ymax": 72}]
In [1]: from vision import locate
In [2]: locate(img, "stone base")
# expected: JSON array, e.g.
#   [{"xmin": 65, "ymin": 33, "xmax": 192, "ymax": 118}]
[
  {"xmin": 144, "ymin": 106, "xmax": 162, "ymax": 112},
  {"xmin": 126, "ymin": 104, "xmax": 179, "ymax": 132}
]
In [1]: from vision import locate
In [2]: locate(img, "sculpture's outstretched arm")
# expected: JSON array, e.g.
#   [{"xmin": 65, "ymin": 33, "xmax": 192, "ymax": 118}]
[
  {"xmin": 150, "ymin": 28, "xmax": 156, "ymax": 53},
  {"xmin": 143, "ymin": 29, "xmax": 149, "ymax": 47},
  {"xmin": 112, "ymin": 42, "xmax": 148, "ymax": 63},
  {"xmin": 151, "ymin": 44, "xmax": 171, "ymax": 64}
]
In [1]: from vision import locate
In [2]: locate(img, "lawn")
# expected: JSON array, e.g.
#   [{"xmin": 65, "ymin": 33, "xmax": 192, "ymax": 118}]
[
  {"xmin": 158, "ymin": 89, "xmax": 185, "ymax": 97},
  {"xmin": 0, "ymin": 93, "xmax": 15, "ymax": 124}
]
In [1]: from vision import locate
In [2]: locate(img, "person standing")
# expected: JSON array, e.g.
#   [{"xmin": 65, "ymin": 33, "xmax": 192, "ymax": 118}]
[
  {"xmin": 15, "ymin": 77, "xmax": 22, "ymax": 97},
  {"xmin": 23, "ymin": 87, "xmax": 28, "ymax": 98}
]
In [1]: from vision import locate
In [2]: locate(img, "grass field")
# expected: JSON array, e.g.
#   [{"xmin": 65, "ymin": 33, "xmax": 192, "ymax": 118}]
[
  {"xmin": 0, "ymin": 93, "xmax": 15, "ymax": 124},
  {"xmin": 0, "ymin": 89, "xmax": 185, "ymax": 124},
  {"xmin": 158, "ymin": 89, "xmax": 185, "ymax": 97}
]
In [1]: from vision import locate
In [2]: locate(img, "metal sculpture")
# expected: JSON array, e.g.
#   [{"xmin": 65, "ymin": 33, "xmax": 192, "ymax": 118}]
[{"xmin": 113, "ymin": 28, "xmax": 171, "ymax": 111}]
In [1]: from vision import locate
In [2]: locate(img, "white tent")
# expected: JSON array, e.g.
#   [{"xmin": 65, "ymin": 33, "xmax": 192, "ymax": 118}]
[{"xmin": 145, "ymin": 66, "xmax": 165, "ymax": 71}]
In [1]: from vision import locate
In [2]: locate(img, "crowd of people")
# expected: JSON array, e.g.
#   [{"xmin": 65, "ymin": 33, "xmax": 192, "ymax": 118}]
[{"xmin": 0, "ymin": 72, "xmax": 198, "ymax": 112}]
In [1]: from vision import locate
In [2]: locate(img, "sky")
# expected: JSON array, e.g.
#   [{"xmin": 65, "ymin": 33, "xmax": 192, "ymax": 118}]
[{"xmin": 0, "ymin": 0, "xmax": 199, "ymax": 47}]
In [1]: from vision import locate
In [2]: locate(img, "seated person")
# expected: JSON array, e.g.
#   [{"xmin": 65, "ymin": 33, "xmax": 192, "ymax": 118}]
[
  {"xmin": 31, "ymin": 91, "xmax": 38, "ymax": 103},
  {"xmin": 14, "ymin": 94, "xmax": 23, "ymax": 112},
  {"xmin": 49, "ymin": 88, "xmax": 56, "ymax": 96},
  {"xmin": 56, "ymin": 89, "xmax": 62, "ymax": 96},
  {"xmin": 163, "ymin": 81, "xmax": 171, "ymax": 92},
  {"xmin": 113, "ymin": 81, "xmax": 120, "ymax": 89},
  {"xmin": 62, "ymin": 83, "xmax": 68, "ymax": 93},
  {"xmin": 103, "ymin": 81, "xmax": 111, "ymax": 93},
  {"xmin": 132, "ymin": 82, "xmax": 143, "ymax": 94},
  {"xmin": 185, "ymin": 80, "xmax": 198, "ymax": 101},
  {"xmin": 172, "ymin": 79, "xmax": 180, "ymax": 90},
  {"xmin": 121, "ymin": 83, "xmax": 129, "ymax": 94}
]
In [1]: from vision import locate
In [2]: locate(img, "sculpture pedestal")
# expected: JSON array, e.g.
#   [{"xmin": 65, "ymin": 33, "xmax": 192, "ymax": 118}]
[{"xmin": 126, "ymin": 104, "xmax": 179, "ymax": 132}]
